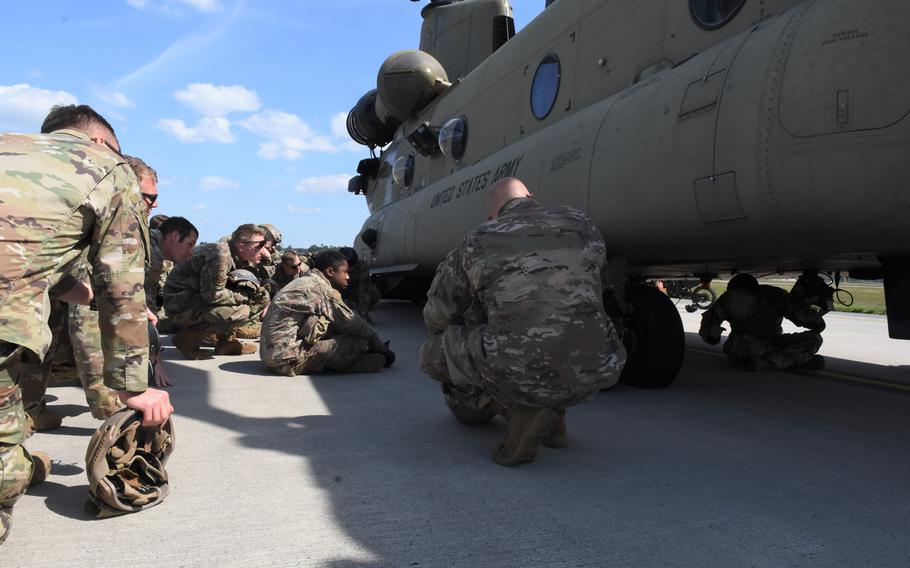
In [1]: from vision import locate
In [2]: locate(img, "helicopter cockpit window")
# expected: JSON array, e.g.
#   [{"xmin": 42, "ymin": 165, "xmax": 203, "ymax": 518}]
[
  {"xmin": 438, "ymin": 117, "xmax": 468, "ymax": 162},
  {"xmin": 392, "ymin": 154, "xmax": 415, "ymax": 187},
  {"xmin": 690, "ymin": 0, "xmax": 747, "ymax": 30},
  {"xmin": 530, "ymin": 54, "xmax": 560, "ymax": 120}
]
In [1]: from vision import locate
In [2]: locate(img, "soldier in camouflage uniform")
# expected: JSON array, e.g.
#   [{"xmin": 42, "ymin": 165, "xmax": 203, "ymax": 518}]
[
  {"xmin": 699, "ymin": 273, "xmax": 826, "ymax": 371},
  {"xmin": 259, "ymin": 223, "xmax": 283, "ymax": 280},
  {"xmin": 0, "ymin": 105, "xmax": 173, "ymax": 544},
  {"xmin": 260, "ymin": 250, "xmax": 395, "ymax": 376},
  {"xmin": 339, "ymin": 247, "xmax": 381, "ymax": 323},
  {"xmin": 271, "ymin": 250, "xmax": 306, "ymax": 292},
  {"xmin": 66, "ymin": 156, "xmax": 171, "ymax": 418},
  {"xmin": 164, "ymin": 223, "xmax": 269, "ymax": 359},
  {"xmin": 420, "ymin": 177, "xmax": 627, "ymax": 466}
]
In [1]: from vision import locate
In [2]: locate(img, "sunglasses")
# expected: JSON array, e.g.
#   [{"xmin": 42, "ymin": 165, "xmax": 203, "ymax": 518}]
[
  {"xmin": 286, "ymin": 262, "xmax": 302, "ymax": 269},
  {"xmin": 141, "ymin": 192, "xmax": 158, "ymax": 204},
  {"xmin": 241, "ymin": 240, "xmax": 267, "ymax": 250}
]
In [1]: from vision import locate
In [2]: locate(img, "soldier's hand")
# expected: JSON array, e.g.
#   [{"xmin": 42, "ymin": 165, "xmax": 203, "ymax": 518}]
[
  {"xmin": 146, "ymin": 307, "xmax": 159, "ymax": 327},
  {"xmin": 153, "ymin": 361, "xmax": 173, "ymax": 388},
  {"xmin": 118, "ymin": 388, "xmax": 174, "ymax": 427}
]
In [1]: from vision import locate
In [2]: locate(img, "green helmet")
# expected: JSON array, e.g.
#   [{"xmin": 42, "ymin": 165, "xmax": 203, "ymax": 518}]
[{"xmin": 85, "ymin": 408, "xmax": 175, "ymax": 518}]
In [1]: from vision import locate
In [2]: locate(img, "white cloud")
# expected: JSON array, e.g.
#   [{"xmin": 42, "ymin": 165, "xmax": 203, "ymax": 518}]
[
  {"xmin": 158, "ymin": 116, "xmax": 234, "ymax": 143},
  {"xmin": 198, "ymin": 175, "xmax": 238, "ymax": 192},
  {"xmin": 295, "ymin": 174, "xmax": 351, "ymax": 194},
  {"xmin": 175, "ymin": 83, "xmax": 261, "ymax": 116},
  {"xmin": 126, "ymin": 0, "xmax": 221, "ymax": 12},
  {"xmin": 330, "ymin": 111, "xmax": 363, "ymax": 152},
  {"xmin": 286, "ymin": 204, "xmax": 322, "ymax": 215},
  {"xmin": 239, "ymin": 110, "xmax": 335, "ymax": 160},
  {"xmin": 0, "ymin": 84, "xmax": 78, "ymax": 132},
  {"xmin": 100, "ymin": 91, "xmax": 134, "ymax": 108},
  {"xmin": 191, "ymin": 203, "xmax": 208, "ymax": 210}
]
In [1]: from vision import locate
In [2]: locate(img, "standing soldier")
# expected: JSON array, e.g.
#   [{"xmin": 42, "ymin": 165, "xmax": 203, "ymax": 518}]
[
  {"xmin": 68, "ymin": 155, "xmax": 162, "ymax": 418},
  {"xmin": 0, "ymin": 104, "xmax": 172, "ymax": 544},
  {"xmin": 164, "ymin": 223, "xmax": 269, "ymax": 359},
  {"xmin": 420, "ymin": 178, "xmax": 627, "ymax": 467}
]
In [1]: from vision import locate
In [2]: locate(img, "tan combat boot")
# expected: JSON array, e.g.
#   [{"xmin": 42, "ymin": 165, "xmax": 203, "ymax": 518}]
[
  {"xmin": 213, "ymin": 334, "xmax": 257, "ymax": 356},
  {"xmin": 28, "ymin": 451, "xmax": 51, "ymax": 487},
  {"xmin": 339, "ymin": 353, "xmax": 386, "ymax": 373},
  {"xmin": 541, "ymin": 409, "xmax": 568, "ymax": 449},
  {"xmin": 492, "ymin": 405, "xmax": 561, "ymax": 466},
  {"xmin": 26, "ymin": 407, "xmax": 63, "ymax": 433},
  {"xmin": 234, "ymin": 322, "xmax": 261, "ymax": 339}
]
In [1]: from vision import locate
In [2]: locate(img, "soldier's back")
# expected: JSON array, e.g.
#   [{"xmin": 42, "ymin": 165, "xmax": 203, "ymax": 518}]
[
  {"xmin": 0, "ymin": 130, "xmax": 136, "ymax": 356},
  {"xmin": 461, "ymin": 199, "xmax": 616, "ymax": 384}
]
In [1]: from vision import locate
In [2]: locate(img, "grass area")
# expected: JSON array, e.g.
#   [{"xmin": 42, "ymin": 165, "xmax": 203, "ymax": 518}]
[{"xmin": 709, "ymin": 280, "xmax": 886, "ymax": 315}]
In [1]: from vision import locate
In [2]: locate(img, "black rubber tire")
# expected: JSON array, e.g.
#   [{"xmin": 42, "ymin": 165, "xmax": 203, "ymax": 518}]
[
  {"xmin": 692, "ymin": 287, "xmax": 716, "ymax": 310},
  {"xmin": 619, "ymin": 284, "xmax": 685, "ymax": 388}
]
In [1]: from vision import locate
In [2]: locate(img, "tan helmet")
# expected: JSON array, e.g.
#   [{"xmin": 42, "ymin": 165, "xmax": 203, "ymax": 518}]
[
  {"xmin": 260, "ymin": 223, "xmax": 282, "ymax": 246},
  {"xmin": 85, "ymin": 408, "xmax": 175, "ymax": 517}
]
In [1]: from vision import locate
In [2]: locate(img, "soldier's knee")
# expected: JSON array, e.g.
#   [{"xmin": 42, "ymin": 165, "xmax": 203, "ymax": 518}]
[
  {"xmin": 0, "ymin": 443, "xmax": 33, "ymax": 507},
  {"xmin": 419, "ymin": 335, "xmax": 449, "ymax": 382}
]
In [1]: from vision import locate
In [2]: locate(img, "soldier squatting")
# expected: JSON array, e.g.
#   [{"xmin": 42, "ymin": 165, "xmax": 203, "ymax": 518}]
[{"xmin": 0, "ymin": 105, "xmax": 834, "ymax": 545}]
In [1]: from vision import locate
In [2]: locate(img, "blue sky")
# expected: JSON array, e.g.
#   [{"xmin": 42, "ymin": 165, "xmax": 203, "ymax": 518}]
[{"xmin": 0, "ymin": 0, "xmax": 543, "ymax": 247}]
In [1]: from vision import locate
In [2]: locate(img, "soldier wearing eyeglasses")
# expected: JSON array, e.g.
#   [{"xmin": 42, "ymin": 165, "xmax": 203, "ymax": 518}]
[{"xmin": 163, "ymin": 223, "xmax": 270, "ymax": 359}]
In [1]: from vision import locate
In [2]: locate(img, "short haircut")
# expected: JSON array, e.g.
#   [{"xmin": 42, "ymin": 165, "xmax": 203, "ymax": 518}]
[
  {"xmin": 40, "ymin": 104, "xmax": 116, "ymax": 136},
  {"xmin": 159, "ymin": 216, "xmax": 198, "ymax": 242},
  {"xmin": 338, "ymin": 246, "xmax": 358, "ymax": 268},
  {"xmin": 149, "ymin": 214, "xmax": 170, "ymax": 230},
  {"xmin": 281, "ymin": 250, "xmax": 299, "ymax": 264},
  {"xmin": 313, "ymin": 250, "xmax": 348, "ymax": 272},
  {"xmin": 124, "ymin": 155, "xmax": 158, "ymax": 183},
  {"xmin": 231, "ymin": 223, "xmax": 265, "ymax": 242}
]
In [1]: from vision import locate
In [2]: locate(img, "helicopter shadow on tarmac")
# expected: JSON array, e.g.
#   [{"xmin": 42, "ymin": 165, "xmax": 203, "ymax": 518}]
[{"xmin": 142, "ymin": 301, "xmax": 910, "ymax": 568}]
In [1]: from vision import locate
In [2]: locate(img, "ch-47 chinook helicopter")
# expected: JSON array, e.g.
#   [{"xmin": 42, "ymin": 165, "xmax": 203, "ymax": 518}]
[{"xmin": 344, "ymin": 0, "xmax": 910, "ymax": 388}]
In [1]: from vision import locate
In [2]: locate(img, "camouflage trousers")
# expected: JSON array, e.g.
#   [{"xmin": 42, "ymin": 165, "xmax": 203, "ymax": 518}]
[
  {"xmin": 270, "ymin": 336, "xmax": 370, "ymax": 377},
  {"xmin": 420, "ymin": 326, "xmax": 609, "ymax": 411},
  {"xmin": 69, "ymin": 304, "xmax": 122, "ymax": 420},
  {"xmin": 0, "ymin": 343, "xmax": 38, "ymax": 516},
  {"xmin": 723, "ymin": 331, "xmax": 823, "ymax": 370},
  {"xmin": 420, "ymin": 331, "xmax": 497, "ymax": 413},
  {"xmin": 19, "ymin": 301, "xmax": 68, "ymax": 416},
  {"xmin": 168, "ymin": 299, "xmax": 265, "ymax": 336}
]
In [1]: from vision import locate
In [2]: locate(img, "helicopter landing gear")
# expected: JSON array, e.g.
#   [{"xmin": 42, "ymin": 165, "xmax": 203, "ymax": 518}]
[{"xmin": 619, "ymin": 284, "xmax": 685, "ymax": 389}]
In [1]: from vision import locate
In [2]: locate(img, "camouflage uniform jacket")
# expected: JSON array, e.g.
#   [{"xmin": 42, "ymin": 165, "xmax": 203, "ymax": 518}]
[
  {"xmin": 260, "ymin": 270, "xmax": 380, "ymax": 367},
  {"xmin": 423, "ymin": 198, "xmax": 626, "ymax": 397},
  {"xmin": 700, "ymin": 285, "xmax": 823, "ymax": 343},
  {"xmin": 144, "ymin": 228, "xmax": 172, "ymax": 312},
  {"xmin": 0, "ymin": 130, "xmax": 150, "ymax": 391},
  {"xmin": 271, "ymin": 265, "xmax": 300, "ymax": 292},
  {"xmin": 163, "ymin": 241, "xmax": 248, "ymax": 311}
]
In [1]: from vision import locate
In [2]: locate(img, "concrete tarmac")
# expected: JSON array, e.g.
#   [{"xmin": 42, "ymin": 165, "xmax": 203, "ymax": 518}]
[{"xmin": 5, "ymin": 302, "xmax": 910, "ymax": 567}]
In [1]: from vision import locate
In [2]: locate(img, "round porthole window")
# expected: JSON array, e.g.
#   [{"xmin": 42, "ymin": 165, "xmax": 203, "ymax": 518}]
[
  {"xmin": 690, "ymin": 0, "xmax": 747, "ymax": 30},
  {"xmin": 530, "ymin": 53, "xmax": 560, "ymax": 120},
  {"xmin": 438, "ymin": 117, "xmax": 468, "ymax": 161},
  {"xmin": 392, "ymin": 153, "xmax": 415, "ymax": 187}
]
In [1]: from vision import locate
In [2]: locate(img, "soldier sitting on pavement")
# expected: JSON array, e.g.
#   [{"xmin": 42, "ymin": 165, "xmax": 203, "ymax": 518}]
[
  {"xmin": 419, "ymin": 177, "xmax": 627, "ymax": 467},
  {"xmin": 699, "ymin": 273, "xmax": 826, "ymax": 371},
  {"xmin": 260, "ymin": 250, "xmax": 395, "ymax": 376},
  {"xmin": 0, "ymin": 104, "xmax": 173, "ymax": 545},
  {"xmin": 163, "ymin": 223, "xmax": 270, "ymax": 359}
]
